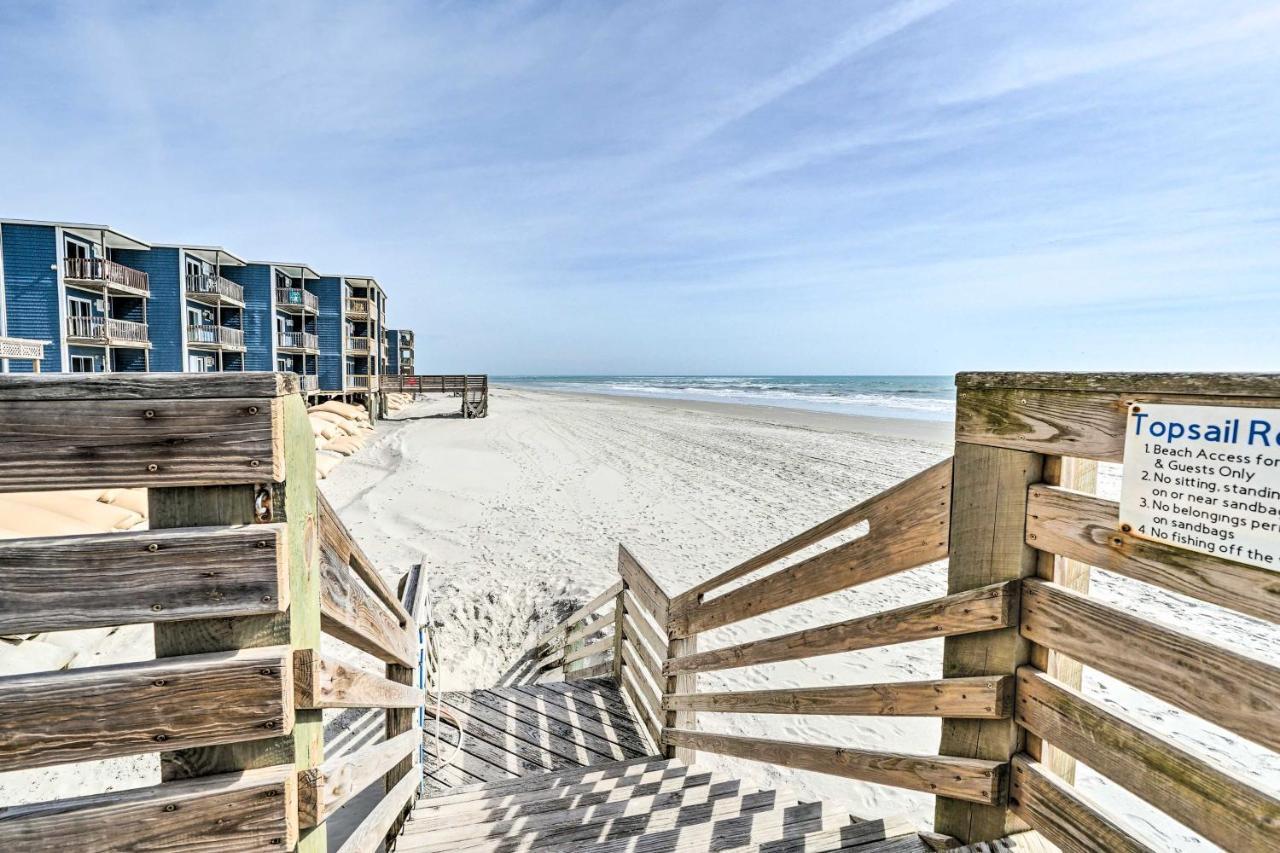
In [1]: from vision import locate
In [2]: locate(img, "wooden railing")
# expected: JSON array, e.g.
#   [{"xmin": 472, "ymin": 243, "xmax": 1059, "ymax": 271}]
[
  {"xmin": 279, "ymin": 331, "xmax": 319, "ymax": 351},
  {"xmin": 64, "ymin": 257, "xmax": 149, "ymax": 296},
  {"xmin": 66, "ymin": 315, "xmax": 150, "ymax": 344},
  {"xmin": 348, "ymin": 374, "xmax": 371, "ymax": 390},
  {"xmin": 300, "ymin": 374, "xmax": 319, "ymax": 392},
  {"xmin": 347, "ymin": 298, "xmax": 371, "ymax": 317},
  {"xmin": 0, "ymin": 373, "xmax": 425, "ymax": 852},
  {"xmin": 379, "ymin": 374, "xmax": 487, "ymax": 394},
  {"xmin": 545, "ymin": 372, "xmax": 1280, "ymax": 850},
  {"xmin": 347, "ymin": 336, "xmax": 371, "ymax": 353},
  {"xmin": 187, "ymin": 324, "xmax": 245, "ymax": 349},
  {"xmin": 277, "ymin": 287, "xmax": 319, "ymax": 313},
  {"xmin": 185, "ymin": 273, "xmax": 244, "ymax": 305}
]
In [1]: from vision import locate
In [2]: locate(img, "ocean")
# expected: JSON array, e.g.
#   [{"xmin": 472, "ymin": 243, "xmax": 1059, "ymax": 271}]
[{"xmin": 494, "ymin": 376, "xmax": 955, "ymax": 421}]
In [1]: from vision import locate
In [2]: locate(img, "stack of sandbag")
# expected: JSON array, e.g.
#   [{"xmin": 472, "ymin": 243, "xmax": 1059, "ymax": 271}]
[
  {"xmin": 385, "ymin": 392, "xmax": 413, "ymax": 412},
  {"xmin": 307, "ymin": 400, "xmax": 376, "ymax": 477},
  {"xmin": 0, "ymin": 488, "xmax": 148, "ymax": 540}
]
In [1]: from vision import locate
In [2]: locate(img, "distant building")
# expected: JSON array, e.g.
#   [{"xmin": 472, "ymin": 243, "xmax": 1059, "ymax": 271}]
[
  {"xmin": 385, "ymin": 328, "xmax": 415, "ymax": 375},
  {"xmin": 0, "ymin": 219, "xmax": 152, "ymax": 373},
  {"xmin": 223, "ymin": 262, "xmax": 321, "ymax": 393}
]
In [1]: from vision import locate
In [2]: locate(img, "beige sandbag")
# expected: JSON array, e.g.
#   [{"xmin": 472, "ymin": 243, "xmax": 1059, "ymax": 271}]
[
  {"xmin": 309, "ymin": 417, "xmax": 338, "ymax": 440},
  {"xmin": 0, "ymin": 499, "xmax": 102, "ymax": 537},
  {"xmin": 310, "ymin": 401, "xmax": 368, "ymax": 420},
  {"xmin": 108, "ymin": 489, "xmax": 149, "ymax": 518},
  {"xmin": 309, "ymin": 410, "xmax": 347, "ymax": 425},
  {"xmin": 315, "ymin": 436, "xmax": 328, "ymax": 451},
  {"xmin": 6, "ymin": 493, "xmax": 141, "ymax": 533},
  {"xmin": 323, "ymin": 435, "xmax": 365, "ymax": 456},
  {"xmin": 315, "ymin": 453, "xmax": 344, "ymax": 477}
]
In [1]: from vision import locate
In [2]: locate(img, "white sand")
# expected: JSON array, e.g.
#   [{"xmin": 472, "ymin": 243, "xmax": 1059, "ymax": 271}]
[{"xmin": 322, "ymin": 388, "xmax": 1279, "ymax": 850}]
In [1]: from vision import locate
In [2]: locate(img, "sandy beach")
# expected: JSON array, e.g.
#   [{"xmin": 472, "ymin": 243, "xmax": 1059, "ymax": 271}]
[{"xmin": 319, "ymin": 387, "xmax": 1278, "ymax": 848}]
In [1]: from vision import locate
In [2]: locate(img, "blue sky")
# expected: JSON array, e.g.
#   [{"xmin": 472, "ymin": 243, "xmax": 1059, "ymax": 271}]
[{"xmin": 2, "ymin": 1, "xmax": 1277, "ymax": 374}]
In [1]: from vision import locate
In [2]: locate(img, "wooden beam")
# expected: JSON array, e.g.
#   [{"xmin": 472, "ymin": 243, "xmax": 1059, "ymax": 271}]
[
  {"xmin": 566, "ymin": 659, "xmax": 614, "ymax": 681},
  {"xmin": 661, "ymin": 729, "xmax": 1005, "ymax": 804},
  {"xmin": 620, "ymin": 639, "xmax": 663, "ymax": 716},
  {"xmin": 317, "ymin": 491, "xmax": 410, "ymax": 626},
  {"xmin": 622, "ymin": 590, "xmax": 667, "ymax": 658},
  {"xmin": 956, "ymin": 372, "xmax": 1280, "ymax": 396},
  {"xmin": 0, "ymin": 765, "xmax": 298, "ymax": 852},
  {"xmin": 677, "ymin": 459, "xmax": 951, "ymax": 637},
  {"xmin": 663, "ymin": 676, "xmax": 1012, "ymax": 718},
  {"xmin": 670, "ymin": 458, "xmax": 953, "ymax": 619},
  {"xmin": 621, "ymin": 613, "xmax": 665, "ymax": 683},
  {"xmin": 566, "ymin": 606, "xmax": 615, "ymax": 647},
  {"xmin": 665, "ymin": 581, "xmax": 1017, "ymax": 675},
  {"xmin": 335, "ymin": 764, "xmax": 420, "ymax": 853},
  {"xmin": 0, "ymin": 524, "xmax": 288, "ymax": 635},
  {"xmin": 618, "ymin": 544, "xmax": 670, "ymax": 626},
  {"xmin": 0, "ymin": 371, "xmax": 298, "ymax": 400},
  {"xmin": 298, "ymin": 729, "xmax": 420, "ymax": 827},
  {"xmin": 0, "ymin": 645, "xmax": 292, "ymax": 772},
  {"xmin": 320, "ymin": 548, "xmax": 417, "ymax": 667},
  {"xmin": 1026, "ymin": 484, "xmax": 1280, "ymax": 624},
  {"xmin": 293, "ymin": 649, "xmax": 423, "ymax": 709},
  {"xmin": 1009, "ymin": 755, "xmax": 1156, "ymax": 853},
  {"xmin": 935, "ymin": 440, "xmax": 1043, "ymax": 844},
  {"xmin": 563, "ymin": 634, "xmax": 615, "ymax": 665},
  {"xmin": 1021, "ymin": 579, "xmax": 1280, "ymax": 754},
  {"xmin": 150, "ymin": 390, "xmax": 326, "ymax": 852},
  {"xmin": 534, "ymin": 580, "xmax": 624, "ymax": 649},
  {"xmin": 1016, "ymin": 667, "xmax": 1280, "ymax": 851},
  {"xmin": 0, "ymin": 396, "xmax": 284, "ymax": 491}
]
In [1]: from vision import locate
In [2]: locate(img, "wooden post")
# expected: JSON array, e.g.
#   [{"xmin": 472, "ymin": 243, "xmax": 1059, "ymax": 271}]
[
  {"xmin": 150, "ymin": 384, "xmax": 326, "ymax": 852},
  {"xmin": 664, "ymin": 630, "xmax": 697, "ymax": 764},
  {"xmin": 563, "ymin": 619, "xmax": 583, "ymax": 680},
  {"xmin": 934, "ymin": 439, "xmax": 1044, "ymax": 844},
  {"xmin": 1025, "ymin": 455, "xmax": 1096, "ymax": 785},
  {"xmin": 610, "ymin": 589, "xmax": 626, "ymax": 681}
]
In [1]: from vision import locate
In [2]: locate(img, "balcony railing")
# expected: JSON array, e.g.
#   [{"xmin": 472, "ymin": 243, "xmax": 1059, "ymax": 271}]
[
  {"xmin": 300, "ymin": 375, "xmax": 319, "ymax": 392},
  {"xmin": 66, "ymin": 316, "xmax": 149, "ymax": 345},
  {"xmin": 347, "ymin": 336, "xmax": 371, "ymax": 353},
  {"xmin": 64, "ymin": 258, "xmax": 149, "ymax": 297},
  {"xmin": 346, "ymin": 297, "xmax": 371, "ymax": 317},
  {"xmin": 0, "ymin": 336, "xmax": 48, "ymax": 362},
  {"xmin": 278, "ymin": 331, "xmax": 319, "ymax": 350},
  {"xmin": 276, "ymin": 287, "xmax": 318, "ymax": 313},
  {"xmin": 187, "ymin": 325, "xmax": 245, "ymax": 349},
  {"xmin": 185, "ymin": 273, "xmax": 244, "ymax": 305},
  {"xmin": 347, "ymin": 374, "xmax": 370, "ymax": 389}
]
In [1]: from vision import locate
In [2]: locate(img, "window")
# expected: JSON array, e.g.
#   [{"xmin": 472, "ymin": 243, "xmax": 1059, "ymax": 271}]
[
  {"xmin": 277, "ymin": 357, "xmax": 292, "ymax": 372},
  {"xmin": 186, "ymin": 306, "xmax": 203, "ymax": 327},
  {"xmin": 186, "ymin": 257, "xmax": 204, "ymax": 277},
  {"xmin": 187, "ymin": 353, "xmax": 215, "ymax": 372},
  {"xmin": 70, "ymin": 355, "xmax": 95, "ymax": 373},
  {"xmin": 64, "ymin": 238, "xmax": 88, "ymax": 260}
]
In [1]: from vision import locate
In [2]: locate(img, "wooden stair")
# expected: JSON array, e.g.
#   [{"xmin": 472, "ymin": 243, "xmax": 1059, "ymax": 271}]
[{"xmin": 396, "ymin": 756, "xmax": 929, "ymax": 852}]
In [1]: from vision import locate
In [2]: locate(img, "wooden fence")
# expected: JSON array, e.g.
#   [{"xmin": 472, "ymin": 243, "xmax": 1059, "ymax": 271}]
[
  {"xmin": 537, "ymin": 372, "xmax": 1280, "ymax": 850},
  {"xmin": 0, "ymin": 373, "xmax": 425, "ymax": 852}
]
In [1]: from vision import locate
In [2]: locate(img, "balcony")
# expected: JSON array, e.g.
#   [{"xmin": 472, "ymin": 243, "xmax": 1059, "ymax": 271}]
[
  {"xmin": 276, "ymin": 287, "xmax": 318, "ymax": 313},
  {"xmin": 300, "ymin": 375, "xmax": 319, "ymax": 392},
  {"xmin": 278, "ymin": 331, "xmax": 319, "ymax": 351},
  {"xmin": 64, "ymin": 258, "xmax": 149, "ymax": 297},
  {"xmin": 187, "ymin": 324, "xmax": 245, "ymax": 351},
  {"xmin": 346, "ymin": 374, "xmax": 371, "ymax": 390},
  {"xmin": 66, "ymin": 316, "xmax": 150, "ymax": 347},
  {"xmin": 346, "ymin": 297, "xmax": 371, "ymax": 317},
  {"xmin": 186, "ymin": 273, "xmax": 244, "ymax": 307},
  {"xmin": 346, "ymin": 336, "xmax": 371, "ymax": 354}
]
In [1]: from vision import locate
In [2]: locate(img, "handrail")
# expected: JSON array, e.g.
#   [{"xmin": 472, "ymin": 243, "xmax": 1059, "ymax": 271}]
[
  {"xmin": 66, "ymin": 316, "xmax": 150, "ymax": 343},
  {"xmin": 276, "ymin": 287, "xmax": 318, "ymax": 312},
  {"xmin": 185, "ymin": 272, "xmax": 244, "ymax": 304},
  {"xmin": 186, "ymin": 324, "xmax": 245, "ymax": 348},
  {"xmin": 278, "ymin": 331, "xmax": 318, "ymax": 350},
  {"xmin": 64, "ymin": 257, "xmax": 149, "ymax": 296}
]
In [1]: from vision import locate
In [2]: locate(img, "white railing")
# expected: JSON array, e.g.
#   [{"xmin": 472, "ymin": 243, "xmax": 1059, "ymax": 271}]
[
  {"xmin": 0, "ymin": 336, "xmax": 48, "ymax": 361},
  {"xmin": 278, "ymin": 331, "xmax": 319, "ymax": 350},
  {"xmin": 187, "ymin": 325, "xmax": 245, "ymax": 348},
  {"xmin": 347, "ymin": 336, "xmax": 371, "ymax": 353},
  {"xmin": 64, "ymin": 258, "xmax": 149, "ymax": 297},
  {"xmin": 347, "ymin": 374, "xmax": 371, "ymax": 389},
  {"xmin": 67, "ymin": 316, "xmax": 149, "ymax": 344},
  {"xmin": 347, "ymin": 297, "xmax": 371, "ymax": 316},
  {"xmin": 301, "ymin": 375, "xmax": 319, "ymax": 392},
  {"xmin": 185, "ymin": 274, "xmax": 244, "ymax": 304},
  {"xmin": 276, "ymin": 287, "xmax": 318, "ymax": 312}
]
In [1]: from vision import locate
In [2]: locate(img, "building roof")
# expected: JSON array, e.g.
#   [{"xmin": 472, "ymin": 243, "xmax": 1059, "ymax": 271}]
[
  {"xmin": 329, "ymin": 274, "xmax": 384, "ymax": 294},
  {"xmin": 151, "ymin": 244, "xmax": 248, "ymax": 267},
  {"xmin": 1, "ymin": 218, "xmax": 151, "ymax": 251},
  {"xmin": 252, "ymin": 261, "xmax": 320, "ymax": 280}
]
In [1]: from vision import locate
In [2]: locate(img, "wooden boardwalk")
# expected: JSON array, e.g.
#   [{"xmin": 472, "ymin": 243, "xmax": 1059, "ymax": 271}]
[{"xmin": 406, "ymin": 678, "xmax": 931, "ymax": 852}]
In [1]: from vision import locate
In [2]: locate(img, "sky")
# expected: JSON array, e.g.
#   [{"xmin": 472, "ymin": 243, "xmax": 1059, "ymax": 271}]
[{"xmin": 1, "ymin": 0, "xmax": 1278, "ymax": 375}]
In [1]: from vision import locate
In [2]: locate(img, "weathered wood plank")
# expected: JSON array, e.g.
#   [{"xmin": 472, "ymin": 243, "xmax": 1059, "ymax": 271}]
[
  {"xmin": 678, "ymin": 459, "xmax": 951, "ymax": 637},
  {"xmin": 0, "ymin": 524, "xmax": 288, "ymax": 635},
  {"xmin": 293, "ymin": 649, "xmax": 422, "ymax": 709},
  {"xmin": 335, "ymin": 764, "xmax": 420, "ymax": 853},
  {"xmin": 317, "ymin": 491, "xmax": 411, "ymax": 627},
  {"xmin": 498, "ymin": 686, "xmax": 649, "ymax": 757},
  {"xmin": 563, "ymin": 634, "xmax": 615, "ymax": 665},
  {"xmin": 567, "ymin": 659, "xmax": 614, "ymax": 680},
  {"xmin": 671, "ymin": 458, "xmax": 953, "ymax": 620},
  {"xmin": 1026, "ymin": 484, "xmax": 1280, "ymax": 623},
  {"xmin": 320, "ymin": 548, "xmax": 417, "ymax": 667},
  {"xmin": 934, "ymin": 442, "xmax": 1042, "ymax": 844},
  {"xmin": 622, "ymin": 613, "xmax": 666, "ymax": 682},
  {"xmin": 0, "ymin": 645, "xmax": 292, "ymax": 772},
  {"xmin": 0, "ymin": 397, "xmax": 284, "ymax": 491},
  {"xmin": 618, "ymin": 544, "xmax": 670, "ymax": 626},
  {"xmin": 0, "ymin": 765, "xmax": 298, "ymax": 852},
  {"xmin": 566, "ymin": 607, "xmax": 615, "ymax": 648},
  {"xmin": 416, "ymin": 756, "xmax": 662, "ymax": 807},
  {"xmin": 663, "ymin": 676, "xmax": 1012, "ymax": 718},
  {"xmin": 622, "ymin": 590, "xmax": 668, "ymax": 658},
  {"xmin": 1017, "ymin": 667, "xmax": 1280, "ymax": 850},
  {"xmin": 535, "ymin": 580, "xmax": 624, "ymax": 649},
  {"xmin": 620, "ymin": 640, "xmax": 663, "ymax": 718},
  {"xmin": 461, "ymin": 689, "xmax": 630, "ymax": 764},
  {"xmin": 662, "ymin": 729, "xmax": 1004, "ymax": 804},
  {"xmin": 1009, "ymin": 755, "xmax": 1156, "ymax": 853},
  {"xmin": 1021, "ymin": 579, "xmax": 1280, "ymax": 752},
  {"xmin": 666, "ymin": 581, "xmax": 1017, "ymax": 675},
  {"xmin": 0, "ymin": 371, "xmax": 298, "ymax": 401},
  {"xmin": 956, "ymin": 387, "xmax": 1280, "ymax": 462},
  {"xmin": 956, "ymin": 372, "xmax": 1280, "ymax": 396},
  {"xmin": 298, "ymin": 729, "xmax": 420, "ymax": 827}
]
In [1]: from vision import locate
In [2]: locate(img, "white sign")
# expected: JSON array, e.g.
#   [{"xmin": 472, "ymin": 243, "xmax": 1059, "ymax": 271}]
[{"xmin": 1120, "ymin": 402, "xmax": 1280, "ymax": 571}]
